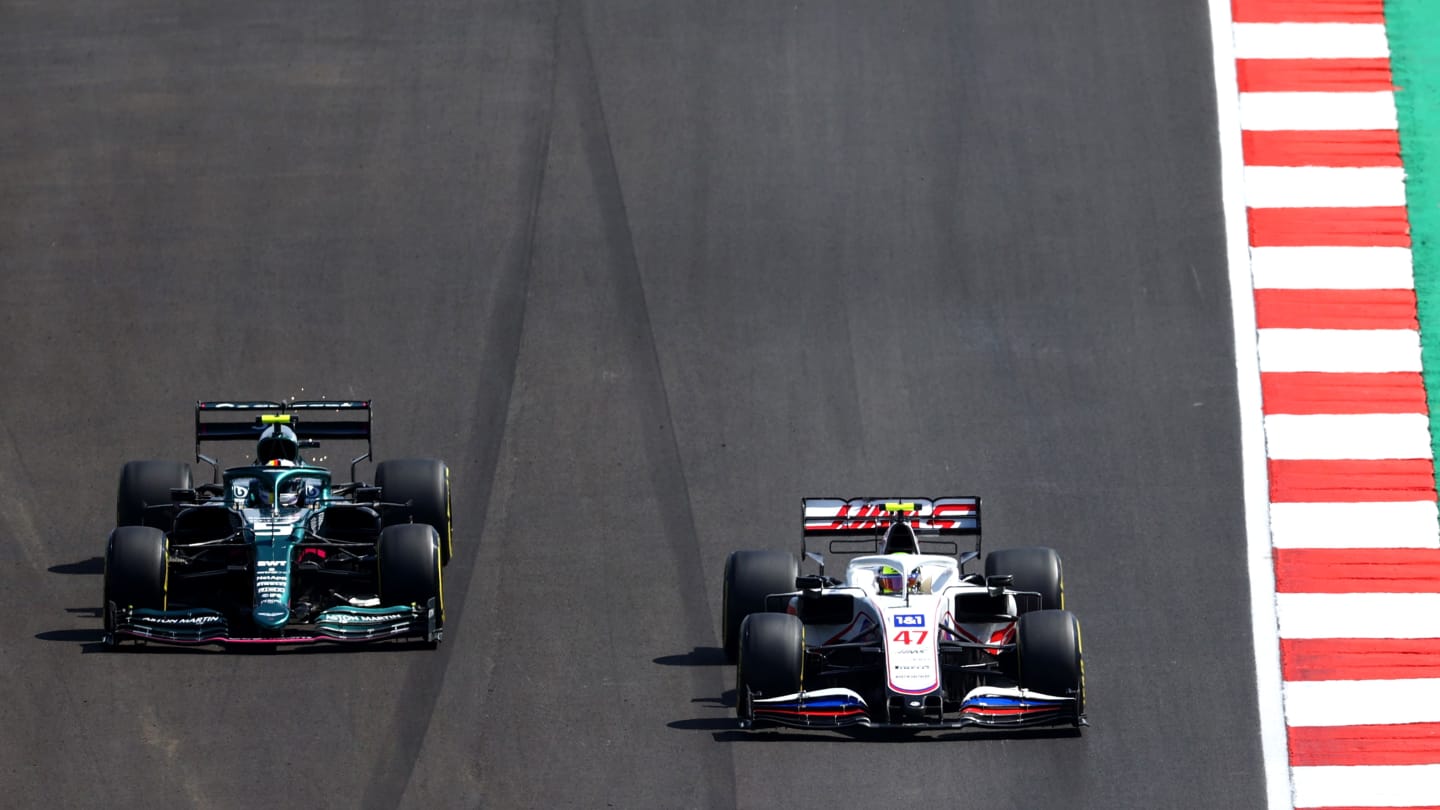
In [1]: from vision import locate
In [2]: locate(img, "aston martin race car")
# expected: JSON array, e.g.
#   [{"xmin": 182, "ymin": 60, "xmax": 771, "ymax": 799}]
[
  {"xmin": 721, "ymin": 497, "xmax": 1086, "ymax": 730},
  {"xmin": 102, "ymin": 400, "xmax": 451, "ymax": 648}
]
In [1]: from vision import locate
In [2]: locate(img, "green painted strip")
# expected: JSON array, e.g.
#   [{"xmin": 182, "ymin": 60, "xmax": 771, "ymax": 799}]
[{"xmin": 1387, "ymin": 0, "xmax": 1440, "ymax": 467}]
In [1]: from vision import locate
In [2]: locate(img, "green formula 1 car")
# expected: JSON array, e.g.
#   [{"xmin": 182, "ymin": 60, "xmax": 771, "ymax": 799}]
[{"xmin": 102, "ymin": 400, "xmax": 451, "ymax": 649}]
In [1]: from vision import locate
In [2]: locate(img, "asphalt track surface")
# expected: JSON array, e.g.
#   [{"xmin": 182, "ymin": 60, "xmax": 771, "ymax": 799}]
[{"xmin": 1, "ymin": 3, "xmax": 1265, "ymax": 809}]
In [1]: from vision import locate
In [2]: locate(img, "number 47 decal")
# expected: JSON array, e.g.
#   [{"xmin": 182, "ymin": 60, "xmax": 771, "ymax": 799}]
[{"xmin": 892, "ymin": 630, "xmax": 929, "ymax": 645}]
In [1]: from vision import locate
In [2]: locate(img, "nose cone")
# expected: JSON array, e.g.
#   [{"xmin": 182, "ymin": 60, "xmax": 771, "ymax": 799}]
[{"xmin": 253, "ymin": 606, "xmax": 290, "ymax": 629}]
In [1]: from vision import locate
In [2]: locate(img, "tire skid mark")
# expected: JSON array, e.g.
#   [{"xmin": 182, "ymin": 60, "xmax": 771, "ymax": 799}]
[
  {"xmin": 560, "ymin": 2, "xmax": 737, "ymax": 804},
  {"xmin": 358, "ymin": 6, "xmax": 563, "ymax": 809},
  {"xmin": 0, "ymin": 420, "xmax": 52, "ymax": 573},
  {"xmin": 137, "ymin": 702, "xmax": 211, "ymax": 810}
]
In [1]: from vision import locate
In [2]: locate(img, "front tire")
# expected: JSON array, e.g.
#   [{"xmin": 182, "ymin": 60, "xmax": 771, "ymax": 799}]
[
  {"xmin": 104, "ymin": 526, "xmax": 168, "ymax": 637},
  {"xmin": 378, "ymin": 523, "xmax": 444, "ymax": 636},
  {"xmin": 722, "ymin": 550, "xmax": 797, "ymax": 663},
  {"xmin": 1016, "ymin": 609, "xmax": 1085, "ymax": 723},
  {"xmin": 736, "ymin": 613, "xmax": 804, "ymax": 721},
  {"xmin": 117, "ymin": 461, "xmax": 192, "ymax": 532},
  {"xmin": 377, "ymin": 459, "xmax": 453, "ymax": 566}
]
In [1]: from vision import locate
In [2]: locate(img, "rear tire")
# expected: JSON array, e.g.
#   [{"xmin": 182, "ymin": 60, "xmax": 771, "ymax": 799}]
[
  {"xmin": 378, "ymin": 523, "xmax": 444, "ymax": 633},
  {"xmin": 1016, "ymin": 609, "xmax": 1085, "ymax": 722},
  {"xmin": 985, "ymin": 546, "xmax": 1064, "ymax": 611},
  {"xmin": 377, "ymin": 459, "xmax": 453, "ymax": 566},
  {"xmin": 736, "ymin": 613, "xmax": 804, "ymax": 720},
  {"xmin": 117, "ymin": 461, "xmax": 192, "ymax": 532},
  {"xmin": 722, "ymin": 550, "xmax": 797, "ymax": 663},
  {"xmin": 104, "ymin": 526, "xmax": 168, "ymax": 635}
]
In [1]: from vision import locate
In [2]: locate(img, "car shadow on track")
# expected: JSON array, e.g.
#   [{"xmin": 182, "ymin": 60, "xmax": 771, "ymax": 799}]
[
  {"xmin": 653, "ymin": 646, "xmax": 727, "ymax": 666},
  {"xmin": 36, "ymin": 621, "xmax": 107, "ymax": 653},
  {"xmin": 49, "ymin": 556, "xmax": 104, "ymax": 575}
]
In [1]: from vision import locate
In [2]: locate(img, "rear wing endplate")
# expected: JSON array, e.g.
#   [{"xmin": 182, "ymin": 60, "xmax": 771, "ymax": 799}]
[
  {"xmin": 194, "ymin": 400, "xmax": 372, "ymax": 479},
  {"xmin": 801, "ymin": 496, "xmax": 982, "ymax": 567}
]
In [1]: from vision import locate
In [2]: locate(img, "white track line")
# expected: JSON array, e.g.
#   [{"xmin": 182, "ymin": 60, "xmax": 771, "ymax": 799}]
[
  {"xmin": 1257, "ymin": 329, "xmax": 1422, "ymax": 373},
  {"xmin": 1210, "ymin": 0, "xmax": 1292, "ymax": 805},
  {"xmin": 1292, "ymin": 764, "xmax": 1440, "ymax": 809},
  {"xmin": 1269, "ymin": 501, "xmax": 1440, "ymax": 549},
  {"xmin": 1263, "ymin": 413, "xmax": 1433, "ymax": 459},
  {"xmin": 1278, "ymin": 594, "xmax": 1440, "ymax": 639},
  {"xmin": 1250, "ymin": 247, "xmax": 1414, "ymax": 290},
  {"xmin": 1244, "ymin": 167, "xmax": 1407, "ymax": 207},
  {"xmin": 1232, "ymin": 23, "xmax": 1391, "ymax": 59},
  {"xmin": 1240, "ymin": 91, "xmax": 1398, "ymax": 131},
  {"xmin": 1285, "ymin": 678, "xmax": 1440, "ymax": 727}
]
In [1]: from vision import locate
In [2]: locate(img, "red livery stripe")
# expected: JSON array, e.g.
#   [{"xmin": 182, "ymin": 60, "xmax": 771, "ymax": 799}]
[
  {"xmin": 1290, "ymin": 723, "xmax": 1440, "ymax": 767},
  {"xmin": 1249, "ymin": 207, "xmax": 1411, "ymax": 247},
  {"xmin": 1282, "ymin": 638, "xmax": 1440, "ymax": 681},
  {"xmin": 1254, "ymin": 289, "xmax": 1418, "ymax": 330},
  {"xmin": 1275, "ymin": 548, "xmax": 1440, "ymax": 593},
  {"xmin": 1269, "ymin": 458, "xmax": 1437, "ymax": 502},
  {"xmin": 1231, "ymin": 0, "xmax": 1384, "ymax": 23},
  {"xmin": 1238, "ymin": 59, "xmax": 1393, "ymax": 93},
  {"xmin": 1261, "ymin": 372, "xmax": 1428, "ymax": 414},
  {"xmin": 1243, "ymin": 130, "xmax": 1402, "ymax": 167}
]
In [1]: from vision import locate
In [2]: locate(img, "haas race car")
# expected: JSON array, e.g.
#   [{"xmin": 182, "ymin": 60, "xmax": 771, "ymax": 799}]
[
  {"xmin": 102, "ymin": 400, "xmax": 450, "ymax": 648},
  {"xmin": 721, "ymin": 497, "xmax": 1085, "ymax": 731}
]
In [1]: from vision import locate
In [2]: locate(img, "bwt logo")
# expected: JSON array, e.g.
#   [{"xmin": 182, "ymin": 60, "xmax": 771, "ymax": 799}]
[{"xmin": 893, "ymin": 614, "xmax": 926, "ymax": 628}]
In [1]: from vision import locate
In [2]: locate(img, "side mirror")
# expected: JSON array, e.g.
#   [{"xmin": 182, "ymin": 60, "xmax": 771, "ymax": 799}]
[
  {"xmin": 985, "ymin": 574, "xmax": 1013, "ymax": 598},
  {"xmin": 795, "ymin": 575, "xmax": 826, "ymax": 591},
  {"xmin": 354, "ymin": 486, "xmax": 382, "ymax": 502},
  {"xmin": 170, "ymin": 488, "xmax": 198, "ymax": 503}
]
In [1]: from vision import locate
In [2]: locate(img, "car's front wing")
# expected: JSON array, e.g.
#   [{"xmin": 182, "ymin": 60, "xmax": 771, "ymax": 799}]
[
  {"xmin": 103, "ymin": 600, "xmax": 441, "ymax": 647},
  {"xmin": 746, "ymin": 686, "xmax": 1082, "ymax": 730}
]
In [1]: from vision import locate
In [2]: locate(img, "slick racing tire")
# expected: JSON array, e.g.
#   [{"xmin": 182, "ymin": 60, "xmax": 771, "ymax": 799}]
[
  {"xmin": 985, "ymin": 546, "xmax": 1064, "ymax": 612},
  {"xmin": 736, "ymin": 613, "xmax": 804, "ymax": 720},
  {"xmin": 104, "ymin": 526, "xmax": 168, "ymax": 635},
  {"xmin": 377, "ymin": 459, "xmax": 453, "ymax": 566},
  {"xmin": 1016, "ymin": 609, "xmax": 1085, "ymax": 723},
  {"xmin": 378, "ymin": 523, "xmax": 444, "ymax": 632},
  {"xmin": 722, "ymin": 550, "xmax": 797, "ymax": 663},
  {"xmin": 117, "ymin": 460, "xmax": 192, "ymax": 533}
]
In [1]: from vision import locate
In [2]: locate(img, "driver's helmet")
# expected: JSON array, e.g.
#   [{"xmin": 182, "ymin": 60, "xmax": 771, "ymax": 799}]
[
  {"xmin": 876, "ymin": 566, "xmax": 904, "ymax": 595},
  {"xmin": 256, "ymin": 425, "xmax": 300, "ymax": 466}
]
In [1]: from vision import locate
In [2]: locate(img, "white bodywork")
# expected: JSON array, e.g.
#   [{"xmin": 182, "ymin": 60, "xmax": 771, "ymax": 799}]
[{"xmin": 794, "ymin": 553, "xmax": 1017, "ymax": 696}]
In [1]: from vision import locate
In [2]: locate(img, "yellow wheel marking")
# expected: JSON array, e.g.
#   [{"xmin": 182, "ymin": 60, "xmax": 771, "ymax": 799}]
[
  {"xmin": 444, "ymin": 466, "xmax": 453, "ymax": 561},
  {"xmin": 799, "ymin": 625, "xmax": 806, "ymax": 690},
  {"xmin": 435, "ymin": 528, "xmax": 445, "ymax": 623}
]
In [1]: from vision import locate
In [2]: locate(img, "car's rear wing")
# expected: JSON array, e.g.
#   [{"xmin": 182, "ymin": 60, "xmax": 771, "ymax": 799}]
[
  {"xmin": 193, "ymin": 400, "xmax": 372, "ymax": 480},
  {"xmin": 801, "ymin": 497, "xmax": 983, "ymax": 569}
]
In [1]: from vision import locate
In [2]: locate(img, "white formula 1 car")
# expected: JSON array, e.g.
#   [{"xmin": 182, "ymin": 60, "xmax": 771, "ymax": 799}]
[{"xmin": 721, "ymin": 497, "xmax": 1085, "ymax": 731}]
